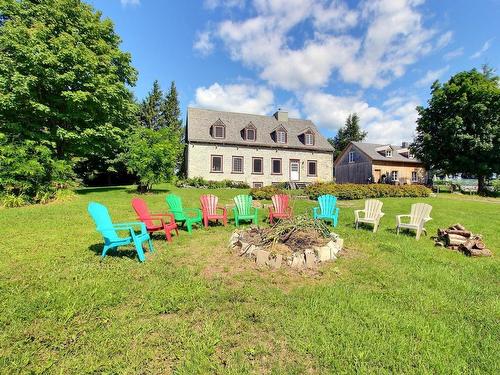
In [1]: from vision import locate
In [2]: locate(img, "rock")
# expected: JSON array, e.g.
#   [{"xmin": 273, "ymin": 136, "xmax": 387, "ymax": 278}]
[
  {"xmin": 255, "ymin": 249, "xmax": 270, "ymax": 266},
  {"xmin": 305, "ymin": 250, "xmax": 316, "ymax": 268},
  {"xmin": 316, "ymin": 245, "xmax": 331, "ymax": 262},
  {"xmin": 267, "ymin": 254, "xmax": 283, "ymax": 269},
  {"xmin": 336, "ymin": 238, "xmax": 344, "ymax": 251},
  {"xmin": 291, "ymin": 253, "xmax": 305, "ymax": 269},
  {"xmin": 328, "ymin": 240, "xmax": 342, "ymax": 256},
  {"xmin": 228, "ymin": 232, "xmax": 240, "ymax": 248}
]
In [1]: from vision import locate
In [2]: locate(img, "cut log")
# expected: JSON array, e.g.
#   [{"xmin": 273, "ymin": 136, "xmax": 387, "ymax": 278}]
[
  {"xmin": 474, "ymin": 240, "xmax": 486, "ymax": 250},
  {"xmin": 451, "ymin": 223, "xmax": 466, "ymax": 231},
  {"xmin": 446, "ymin": 234, "xmax": 468, "ymax": 246},
  {"xmin": 437, "ymin": 228, "xmax": 447, "ymax": 237},
  {"xmin": 468, "ymin": 248, "xmax": 492, "ymax": 257},
  {"xmin": 435, "ymin": 241, "xmax": 445, "ymax": 247},
  {"xmin": 446, "ymin": 229, "xmax": 472, "ymax": 237},
  {"xmin": 459, "ymin": 239, "xmax": 476, "ymax": 252}
]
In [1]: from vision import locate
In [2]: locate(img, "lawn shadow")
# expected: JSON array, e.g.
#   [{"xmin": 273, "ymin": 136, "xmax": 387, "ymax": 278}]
[
  {"xmin": 88, "ymin": 243, "xmax": 140, "ymax": 260},
  {"xmin": 125, "ymin": 187, "xmax": 171, "ymax": 195},
  {"xmin": 76, "ymin": 186, "xmax": 128, "ymax": 195}
]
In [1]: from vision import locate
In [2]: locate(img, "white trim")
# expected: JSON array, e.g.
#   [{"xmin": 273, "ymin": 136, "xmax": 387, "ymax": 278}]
[{"xmin": 348, "ymin": 151, "xmax": 355, "ymax": 163}]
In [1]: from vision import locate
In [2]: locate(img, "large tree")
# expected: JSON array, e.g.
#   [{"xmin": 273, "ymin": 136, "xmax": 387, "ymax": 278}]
[
  {"xmin": 412, "ymin": 67, "xmax": 500, "ymax": 194},
  {"xmin": 328, "ymin": 113, "xmax": 367, "ymax": 159},
  {"xmin": 0, "ymin": 0, "xmax": 137, "ymax": 176}
]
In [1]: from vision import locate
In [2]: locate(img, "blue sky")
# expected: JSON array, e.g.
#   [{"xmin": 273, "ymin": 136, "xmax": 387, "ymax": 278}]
[{"xmin": 87, "ymin": 0, "xmax": 499, "ymax": 144}]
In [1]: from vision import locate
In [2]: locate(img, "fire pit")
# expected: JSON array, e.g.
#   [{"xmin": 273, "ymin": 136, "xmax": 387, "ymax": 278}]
[{"xmin": 228, "ymin": 215, "xmax": 343, "ymax": 270}]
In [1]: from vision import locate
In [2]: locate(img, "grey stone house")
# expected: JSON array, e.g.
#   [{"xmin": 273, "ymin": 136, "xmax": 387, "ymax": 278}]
[{"xmin": 184, "ymin": 107, "xmax": 334, "ymax": 187}]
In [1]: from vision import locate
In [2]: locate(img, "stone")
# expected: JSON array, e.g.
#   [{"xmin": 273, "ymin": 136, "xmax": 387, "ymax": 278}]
[
  {"xmin": 255, "ymin": 249, "xmax": 270, "ymax": 266},
  {"xmin": 291, "ymin": 253, "xmax": 305, "ymax": 269},
  {"xmin": 267, "ymin": 254, "xmax": 283, "ymax": 269},
  {"xmin": 316, "ymin": 245, "xmax": 332, "ymax": 262},
  {"xmin": 228, "ymin": 232, "xmax": 240, "ymax": 248},
  {"xmin": 305, "ymin": 250, "xmax": 316, "ymax": 268},
  {"xmin": 328, "ymin": 240, "xmax": 342, "ymax": 256}
]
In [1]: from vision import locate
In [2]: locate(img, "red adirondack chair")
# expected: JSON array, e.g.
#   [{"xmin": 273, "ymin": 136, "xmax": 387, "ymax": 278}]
[
  {"xmin": 200, "ymin": 194, "xmax": 227, "ymax": 227},
  {"xmin": 132, "ymin": 198, "xmax": 179, "ymax": 242},
  {"xmin": 269, "ymin": 194, "xmax": 292, "ymax": 224}
]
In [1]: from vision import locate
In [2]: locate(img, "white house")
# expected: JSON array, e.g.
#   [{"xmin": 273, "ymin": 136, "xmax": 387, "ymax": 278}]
[{"xmin": 184, "ymin": 107, "xmax": 334, "ymax": 187}]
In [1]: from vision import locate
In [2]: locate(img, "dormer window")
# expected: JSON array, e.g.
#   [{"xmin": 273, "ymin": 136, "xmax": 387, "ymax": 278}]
[
  {"xmin": 277, "ymin": 130, "xmax": 286, "ymax": 143},
  {"xmin": 385, "ymin": 149, "xmax": 392, "ymax": 157},
  {"xmin": 408, "ymin": 153, "xmax": 415, "ymax": 159},
  {"xmin": 305, "ymin": 133, "xmax": 314, "ymax": 146},
  {"xmin": 246, "ymin": 128, "xmax": 256, "ymax": 141},
  {"xmin": 210, "ymin": 119, "xmax": 226, "ymax": 139},
  {"xmin": 243, "ymin": 122, "xmax": 257, "ymax": 141}
]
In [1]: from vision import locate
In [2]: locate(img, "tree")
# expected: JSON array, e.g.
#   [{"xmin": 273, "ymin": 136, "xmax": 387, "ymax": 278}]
[
  {"xmin": 139, "ymin": 80, "xmax": 164, "ymax": 130},
  {"xmin": 412, "ymin": 67, "xmax": 500, "ymax": 194},
  {"xmin": 0, "ymin": 0, "xmax": 137, "ymax": 184},
  {"xmin": 328, "ymin": 113, "xmax": 367, "ymax": 159},
  {"xmin": 163, "ymin": 81, "xmax": 183, "ymax": 133},
  {"xmin": 122, "ymin": 127, "xmax": 183, "ymax": 193}
]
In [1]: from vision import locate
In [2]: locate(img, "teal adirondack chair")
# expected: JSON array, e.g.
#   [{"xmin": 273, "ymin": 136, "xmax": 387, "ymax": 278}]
[
  {"xmin": 313, "ymin": 194, "xmax": 339, "ymax": 227},
  {"xmin": 233, "ymin": 194, "xmax": 258, "ymax": 227},
  {"xmin": 87, "ymin": 202, "xmax": 154, "ymax": 262},
  {"xmin": 165, "ymin": 194, "xmax": 202, "ymax": 233}
]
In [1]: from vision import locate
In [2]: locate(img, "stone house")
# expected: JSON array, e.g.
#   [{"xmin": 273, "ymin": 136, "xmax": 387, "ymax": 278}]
[
  {"xmin": 184, "ymin": 107, "xmax": 334, "ymax": 187},
  {"xmin": 334, "ymin": 141, "xmax": 427, "ymax": 184}
]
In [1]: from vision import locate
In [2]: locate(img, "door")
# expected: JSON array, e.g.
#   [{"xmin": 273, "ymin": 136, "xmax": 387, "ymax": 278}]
[
  {"xmin": 290, "ymin": 160, "xmax": 300, "ymax": 181},
  {"xmin": 374, "ymin": 169, "xmax": 381, "ymax": 183}
]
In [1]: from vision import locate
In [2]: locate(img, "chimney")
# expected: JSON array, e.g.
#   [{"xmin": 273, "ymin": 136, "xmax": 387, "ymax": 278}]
[
  {"xmin": 401, "ymin": 141, "xmax": 409, "ymax": 148},
  {"xmin": 273, "ymin": 109, "xmax": 288, "ymax": 122}
]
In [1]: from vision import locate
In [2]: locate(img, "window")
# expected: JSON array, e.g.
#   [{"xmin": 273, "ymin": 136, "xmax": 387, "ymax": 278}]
[
  {"xmin": 253, "ymin": 182, "xmax": 263, "ymax": 188},
  {"xmin": 232, "ymin": 156, "xmax": 243, "ymax": 174},
  {"xmin": 246, "ymin": 128, "xmax": 256, "ymax": 141},
  {"xmin": 411, "ymin": 171, "xmax": 418, "ymax": 182},
  {"xmin": 214, "ymin": 125, "xmax": 225, "ymax": 139},
  {"xmin": 305, "ymin": 133, "xmax": 314, "ymax": 145},
  {"xmin": 348, "ymin": 151, "xmax": 355, "ymax": 163},
  {"xmin": 307, "ymin": 160, "xmax": 317, "ymax": 176},
  {"xmin": 252, "ymin": 157, "xmax": 263, "ymax": 174},
  {"xmin": 408, "ymin": 152, "xmax": 415, "ymax": 159},
  {"xmin": 391, "ymin": 170, "xmax": 398, "ymax": 181},
  {"xmin": 271, "ymin": 158, "xmax": 282, "ymax": 175},
  {"xmin": 385, "ymin": 149, "xmax": 393, "ymax": 157},
  {"xmin": 277, "ymin": 130, "xmax": 286, "ymax": 143},
  {"xmin": 211, "ymin": 155, "xmax": 223, "ymax": 173}
]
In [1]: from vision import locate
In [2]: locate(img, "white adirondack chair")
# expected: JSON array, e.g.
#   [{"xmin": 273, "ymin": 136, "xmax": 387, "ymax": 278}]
[
  {"xmin": 354, "ymin": 199, "xmax": 384, "ymax": 232},
  {"xmin": 396, "ymin": 203, "xmax": 432, "ymax": 240}
]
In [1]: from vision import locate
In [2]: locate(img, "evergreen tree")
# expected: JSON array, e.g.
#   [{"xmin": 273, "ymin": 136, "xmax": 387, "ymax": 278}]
[
  {"xmin": 139, "ymin": 80, "xmax": 164, "ymax": 130},
  {"xmin": 328, "ymin": 113, "xmax": 367, "ymax": 159},
  {"xmin": 163, "ymin": 81, "xmax": 183, "ymax": 133}
]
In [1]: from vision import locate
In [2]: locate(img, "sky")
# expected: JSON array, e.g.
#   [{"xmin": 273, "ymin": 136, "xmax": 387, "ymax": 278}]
[{"xmin": 87, "ymin": 0, "xmax": 499, "ymax": 144}]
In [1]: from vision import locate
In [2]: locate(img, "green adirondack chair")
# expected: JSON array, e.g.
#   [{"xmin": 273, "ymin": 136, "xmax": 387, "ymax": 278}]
[
  {"xmin": 233, "ymin": 194, "xmax": 258, "ymax": 227},
  {"xmin": 165, "ymin": 194, "xmax": 202, "ymax": 233}
]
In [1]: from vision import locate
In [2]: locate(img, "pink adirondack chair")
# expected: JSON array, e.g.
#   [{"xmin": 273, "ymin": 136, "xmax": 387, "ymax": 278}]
[
  {"xmin": 132, "ymin": 198, "xmax": 179, "ymax": 242},
  {"xmin": 269, "ymin": 194, "xmax": 292, "ymax": 224},
  {"xmin": 200, "ymin": 194, "xmax": 227, "ymax": 227}
]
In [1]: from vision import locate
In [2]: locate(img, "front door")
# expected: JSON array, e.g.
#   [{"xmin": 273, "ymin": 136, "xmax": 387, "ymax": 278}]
[
  {"xmin": 374, "ymin": 169, "xmax": 381, "ymax": 183},
  {"xmin": 290, "ymin": 160, "xmax": 300, "ymax": 181}
]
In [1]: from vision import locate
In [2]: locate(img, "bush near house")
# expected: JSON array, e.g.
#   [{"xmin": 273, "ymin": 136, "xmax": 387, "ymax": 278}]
[
  {"xmin": 304, "ymin": 183, "xmax": 432, "ymax": 200},
  {"xmin": 250, "ymin": 185, "xmax": 285, "ymax": 200},
  {"xmin": 176, "ymin": 177, "xmax": 250, "ymax": 189}
]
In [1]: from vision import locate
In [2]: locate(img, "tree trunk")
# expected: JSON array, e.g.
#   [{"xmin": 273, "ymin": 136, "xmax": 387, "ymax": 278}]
[{"xmin": 477, "ymin": 175, "xmax": 486, "ymax": 195}]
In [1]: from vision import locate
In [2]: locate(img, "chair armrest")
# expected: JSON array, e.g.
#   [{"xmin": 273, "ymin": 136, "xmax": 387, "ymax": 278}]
[
  {"xmin": 113, "ymin": 222, "xmax": 147, "ymax": 235},
  {"xmin": 354, "ymin": 209, "xmax": 364, "ymax": 220},
  {"xmin": 379, "ymin": 212, "xmax": 385, "ymax": 218},
  {"xmin": 423, "ymin": 217, "xmax": 432, "ymax": 223},
  {"xmin": 151, "ymin": 212, "xmax": 175, "ymax": 223},
  {"xmin": 396, "ymin": 214, "xmax": 410, "ymax": 225},
  {"xmin": 217, "ymin": 206, "xmax": 227, "ymax": 215},
  {"xmin": 313, "ymin": 206, "xmax": 319, "ymax": 214}
]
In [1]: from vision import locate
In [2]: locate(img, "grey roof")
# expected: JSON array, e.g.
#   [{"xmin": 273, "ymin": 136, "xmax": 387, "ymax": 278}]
[
  {"xmin": 186, "ymin": 107, "xmax": 334, "ymax": 152},
  {"xmin": 351, "ymin": 142, "xmax": 422, "ymax": 164}
]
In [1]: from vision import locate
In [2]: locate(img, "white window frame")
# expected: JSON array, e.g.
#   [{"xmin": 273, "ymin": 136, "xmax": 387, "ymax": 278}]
[
  {"xmin": 348, "ymin": 151, "xmax": 355, "ymax": 163},
  {"xmin": 411, "ymin": 171, "xmax": 418, "ymax": 182},
  {"xmin": 277, "ymin": 131, "xmax": 286, "ymax": 144},
  {"xmin": 385, "ymin": 149, "xmax": 393, "ymax": 157},
  {"xmin": 232, "ymin": 156, "xmax": 243, "ymax": 174},
  {"xmin": 305, "ymin": 133, "xmax": 314, "ymax": 145},
  {"xmin": 391, "ymin": 170, "xmax": 398, "ymax": 182}
]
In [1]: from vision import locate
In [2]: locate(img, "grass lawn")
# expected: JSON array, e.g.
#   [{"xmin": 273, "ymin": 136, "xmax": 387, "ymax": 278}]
[{"xmin": 0, "ymin": 185, "xmax": 499, "ymax": 374}]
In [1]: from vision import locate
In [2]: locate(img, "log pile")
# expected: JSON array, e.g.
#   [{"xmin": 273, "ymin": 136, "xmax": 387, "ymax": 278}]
[{"xmin": 434, "ymin": 223, "xmax": 492, "ymax": 257}]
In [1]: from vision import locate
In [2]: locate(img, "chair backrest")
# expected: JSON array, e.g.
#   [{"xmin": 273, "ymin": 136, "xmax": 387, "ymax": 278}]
[
  {"xmin": 200, "ymin": 194, "xmax": 218, "ymax": 215},
  {"xmin": 166, "ymin": 194, "xmax": 183, "ymax": 212},
  {"xmin": 271, "ymin": 194, "xmax": 289, "ymax": 214},
  {"xmin": 318, "ymin": 194, "xmax": 337, "ymax": 216},
  {"xmin": 364, "ymin": 199, "xmax": 383, "ymax": 219},
  {"xmin": 131, "ymin": 198, "xmax": 154, "ymax": 228},
  {"xmin": 88, "ymin": 202, "xmax": 119, "ymax": 241},
  {"xmin": 409, "ymin": 203, "xmax": 432, "ymax": 225},
  {"xmin": 234, "ymin": 194, "xmax": 252, "ymax": 216}
]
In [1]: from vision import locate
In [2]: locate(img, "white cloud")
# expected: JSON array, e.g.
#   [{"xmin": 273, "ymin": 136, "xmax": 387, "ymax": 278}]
[
  {"xmin": 471, "ymin": 38, "xmax": 494, "ymax": 59},
  {"xmin": 443, "ymin": 47, "xmax": 464, "ymax": 61},
  {"xmin": 415, "ymin": 65, "xmax": 449, "ymax": 87},
  {"xmin": 204, "ymin": 0, "xmax": 245, "ymax": 9},
  {"xmin": 209, "ymin": 0, "xmax": 440, "ymax": 90},
  {"xmin": 193, "ymin": 31, "xmax": 215, "ymax": 56},
  {"xmin": 120, "ymin": 0, "xmax": 140, "ymax": 6},
  {"xmin": 436, "ymin": 31, "xmax": 453, "ymax": 49},
  {"xmin": 302, "ymin": 91, "xmax": 419, "ymax": 144},
  {"xmin": 193, "ymin": 82, "xmax": 274, "ymax": 115}
]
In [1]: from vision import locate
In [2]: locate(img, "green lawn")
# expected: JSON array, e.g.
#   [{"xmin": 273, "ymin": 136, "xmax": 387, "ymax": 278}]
[{"xmin": 0, "ymin": 185, "xmax": 499, "ymax": 374}]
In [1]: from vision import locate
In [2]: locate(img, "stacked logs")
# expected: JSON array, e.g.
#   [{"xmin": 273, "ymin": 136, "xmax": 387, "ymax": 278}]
[{"xmin": 434, "ymin": 223, "xmax": 492, "ymax": 257}]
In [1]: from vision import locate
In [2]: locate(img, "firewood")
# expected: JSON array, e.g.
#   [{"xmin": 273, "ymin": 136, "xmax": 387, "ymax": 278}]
[
  {"xmin": 459, "ymin": 239, "xmax": 476, "ymax": 252},
  {"xmin": 452, "ymin": 223, "xmax": 466, "ymax": 231},
  {"xmin": 446, "ymin": 234, "xmax": 468, "ymax": 246},
  {"xmin": 474, "ymin": 240, "xmax": 486, "ymax": 250},
  {"xmin": 437, "ymin": 228, "xmax": 447, "ymax": 237},
  {"xmin": 468, "ymin": 248, "xmax": 492, "ymax": 257},
  {"xmin": 435, "ymin": 241, "xmax": 445, "ymax": 247},
  {"xmin": 446, "ymin": 229, "xmax": 472, "ymax": 237}
]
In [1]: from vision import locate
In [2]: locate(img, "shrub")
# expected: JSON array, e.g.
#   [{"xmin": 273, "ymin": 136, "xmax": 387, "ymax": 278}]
[
  {"xmin": 304, "ymin": 183, "xmax": 432, "ymax": 200},
  {"xmin": 176, "ymin": 177, "xmax": 250, "ymax": 189},
  {"xmin": 250, "ymin": 185, "xmax": 285, "ymax": 200}
]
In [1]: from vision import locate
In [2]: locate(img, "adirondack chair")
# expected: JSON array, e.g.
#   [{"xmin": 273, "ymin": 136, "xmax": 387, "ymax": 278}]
[
  {"xmin": 87, "ymin": 202, "xmax": 154, "ymax": 262},
  {"xmin": 313, "ymin": 194, "xmax": 339, "ymax": 227},
  {"xmin": 233, "ymin": 194, "xmax": 258, "ymax": 227},
  {"xmin": 354, "ymin": 199, "xmax": 384, "ymax": 232},
  {"xmin": 200, "ymin": 194, "xmax": 228, "ymax": 227},
  {"xmin": 269, "ymin": 194, "xmax": 292, "ymax": 224},
  {"xmin": 132, "ymin": 198, "xmax": 178, "ymax": 242},
  {"xmin": 165, "ymin": 194, "xmax": 202, "ymax": 234},
  {"xmin": 396, "ymin": 203, "xmax": 433, "ymax": 240}
]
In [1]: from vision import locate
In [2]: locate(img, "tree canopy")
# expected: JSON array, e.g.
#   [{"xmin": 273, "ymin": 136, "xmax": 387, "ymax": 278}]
[
  {"xmin": 412, "ymin": 67, "xmax": 500, "ymax": 193},
  {"xmin": 328, "ymin": 113, "xmax": 367, "ymax": 159}
]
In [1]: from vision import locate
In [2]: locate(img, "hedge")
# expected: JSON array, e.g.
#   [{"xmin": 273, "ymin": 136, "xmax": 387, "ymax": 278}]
[
  {"xmin": 176, "ymin": 177, "xmax": 250, "ymax": 189},
  {"xmin": 304, "ymin": 183, "xmax": 432, "ymax": 200},
  {"xmin": 250, "ymin": 185, "xmax": 284, "ymax": 200}
]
